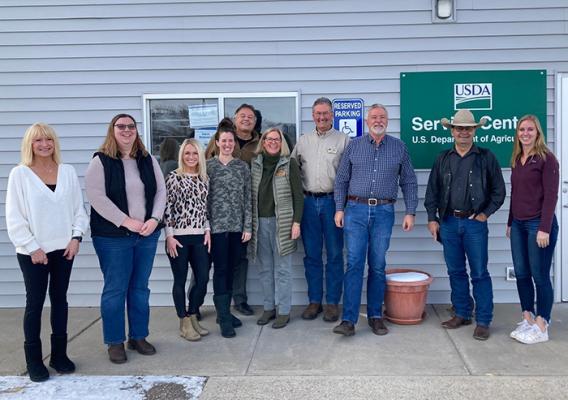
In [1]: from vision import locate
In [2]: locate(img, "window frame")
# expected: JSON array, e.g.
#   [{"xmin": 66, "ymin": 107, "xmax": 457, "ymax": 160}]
[{"xmin": 142, "ymin": 91, "xmax": 301, "ymax": 153}]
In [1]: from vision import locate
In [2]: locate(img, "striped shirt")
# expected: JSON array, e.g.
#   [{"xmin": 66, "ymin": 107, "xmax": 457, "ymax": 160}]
[{"xmin": 334, "ymin": 134, "xmax": 418, "ymax": 213}]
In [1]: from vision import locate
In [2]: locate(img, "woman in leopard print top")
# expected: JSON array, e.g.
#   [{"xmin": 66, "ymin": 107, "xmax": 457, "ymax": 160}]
[{"xmin": 164, "ymin": 138, "xmax": 211, "ymax": 342}]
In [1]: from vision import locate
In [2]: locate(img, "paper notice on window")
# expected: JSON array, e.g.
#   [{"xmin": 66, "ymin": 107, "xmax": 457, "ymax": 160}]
[
  {"xmin": 188, "ymin": 104, "xmax": 218, "ymax": 128},
  {"xmin": 195, "ymin": 127, "xmax": 217, "ymax": 148}
]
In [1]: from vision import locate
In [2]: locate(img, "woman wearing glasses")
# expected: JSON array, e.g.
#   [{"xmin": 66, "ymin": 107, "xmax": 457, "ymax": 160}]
[
  {"xmin": 206, "ymin": 118, "xmax": 252, "ymax": 338},
  {"xmin": 85, "ymin": 114, "xmax": 166, "ymax": 364},
  {"xmin": 250, "ymin": 128, "xmax": 303, "ymax": 329},
  {"xmin": 6, "ymin": 123, "xmax": 88, "ymax": 382}
]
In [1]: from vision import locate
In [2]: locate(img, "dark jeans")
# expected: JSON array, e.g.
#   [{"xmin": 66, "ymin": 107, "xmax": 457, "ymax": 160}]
[
  {"xmin": 301, "ymin": 194, "xmax": 344, "ymax": 305},
  {"xmin": 232, "ymin": 242, "xmax": 249, "ymax": 305},
  {"xmin": 167, "ymin": 234, "xmax": 210, "ymax": 318},
  {"xmin": 440, "ymin": 216, "xmax": 493, "ymax": 326},
  {"xmin": 211, "ymin": 232, "xmax": 243, "ymax": 296},
  {"xmin": 510, "ymin": 217, "xmax": 559, "ymax": 322},
  {"xmin": 17, "ymin": 249, "xmax": 73, "ymax": 344}
]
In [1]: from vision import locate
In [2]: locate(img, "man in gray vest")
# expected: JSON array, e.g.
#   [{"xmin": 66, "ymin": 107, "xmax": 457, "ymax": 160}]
[{"xmin": 291, "ymin": 97, "xmax": 349, "ymax": 322}]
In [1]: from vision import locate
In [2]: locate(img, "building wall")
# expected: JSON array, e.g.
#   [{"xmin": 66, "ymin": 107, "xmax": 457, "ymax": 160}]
[{"xmin": 1, "ymin": 0, "xmax": 567, "ymax": 306}]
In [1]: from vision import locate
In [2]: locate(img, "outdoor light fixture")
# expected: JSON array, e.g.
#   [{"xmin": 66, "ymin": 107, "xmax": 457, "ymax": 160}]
[{"xmin": 432, "ymin": 0, "xmax": 456, "ymax": 22}]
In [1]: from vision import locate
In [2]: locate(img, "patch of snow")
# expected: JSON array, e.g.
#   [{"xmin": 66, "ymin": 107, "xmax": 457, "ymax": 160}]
[{"xmin": 0, "ymin": 375, "xmax": 205, "ymax": 400}]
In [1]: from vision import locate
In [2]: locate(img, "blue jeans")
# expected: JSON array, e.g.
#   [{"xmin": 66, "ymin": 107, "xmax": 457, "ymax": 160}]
[
  {"xmin": 93, "ymin": 231, "xmax": 160, "ymax": 345},
  {"xmin": 301, "ymin": 194, "xmax": 344, "ymax": 304},
  {"xmin": 440, "ymin": 216, "xmax": 493, "ymax": 326},
  {"xmin": 510, "ymin": 217, "xmax": 558, "ymax": 322},
  {"xmin": 342, "ymin": 201, "xmax": 394, "ymax": 324}
]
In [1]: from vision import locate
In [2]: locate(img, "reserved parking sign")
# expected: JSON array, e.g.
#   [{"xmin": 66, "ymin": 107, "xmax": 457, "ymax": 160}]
[{"xmin": 333, "ymin": 98, "xmax": 364, "ymax": 138}]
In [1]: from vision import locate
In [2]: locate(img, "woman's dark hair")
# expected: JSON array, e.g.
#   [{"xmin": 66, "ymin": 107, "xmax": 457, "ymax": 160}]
[
  {"xmin": 159, "ymin": 137, "xmax": 178, "ymax": 162},
  {"xmin": 205, "ymin": 117, "xmax": 237, "ymax": 158}
]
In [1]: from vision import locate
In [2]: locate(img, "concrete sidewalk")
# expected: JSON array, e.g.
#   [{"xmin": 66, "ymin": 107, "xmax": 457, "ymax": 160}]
[{"xmin": 1, "ymin": 304, "xmax": 567, "ymax": 399}]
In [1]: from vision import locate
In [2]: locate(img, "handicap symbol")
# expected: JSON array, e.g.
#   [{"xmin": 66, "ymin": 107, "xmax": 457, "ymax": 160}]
[{"xmin": 341, "ymin": 121, "xmax": 354, "ymax": 135}]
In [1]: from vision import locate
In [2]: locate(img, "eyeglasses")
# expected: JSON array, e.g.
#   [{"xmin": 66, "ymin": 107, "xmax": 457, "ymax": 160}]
[
  {"xmin": 264, "ymin": 137, "xmax": 282, "ymax": 143},
  {"xmin": 454, "ymin": 126, "xmax": 474, "ymax": 132},
  {"xmin": 114, "ymin": 124, "xmax": 136, "ymax": 131}
]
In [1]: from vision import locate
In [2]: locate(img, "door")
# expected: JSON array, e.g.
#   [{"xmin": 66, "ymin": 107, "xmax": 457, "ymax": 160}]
[{"xmin": 557, "ymin": 73, "xmax": 568, "ymax": 301}]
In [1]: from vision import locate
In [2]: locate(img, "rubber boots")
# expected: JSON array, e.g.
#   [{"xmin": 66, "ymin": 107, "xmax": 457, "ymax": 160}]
[
  {"xmin": 24, "ymin": 341, "xmax": 49, "ymax": 382},
  {"xmin": 49, "ymin": 334, "xmax": 76, "ymax": 373},
  {"xmin": 213, "ymin": 294, "xmax": 236, "ymax": 338}
]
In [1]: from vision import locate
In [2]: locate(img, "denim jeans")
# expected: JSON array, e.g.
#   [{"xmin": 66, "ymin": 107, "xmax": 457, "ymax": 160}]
[
  {"xmin": 440, "ymin": 216, "xmax": 493, "ymax": 326},
  {"xmin": 17, "ymin": 249, "xmax": 73, "ymax": 344},
  {"xmin": 342, "ymin": 201, "xmax": 394, "ymax": 324},
  {"xmin": 93, "ymin": 231, "xmax": 160, "ymax": 345},
  {"xmin": 510, "ymin": 216, "xmax": 558, "ymax": 322},
  {"xmin": 167, "ymin": 234, "xmax": 210, "ymax": 318},
  {"xmin": 257, "ymin": 217, "xmax": 292, "ymax": 314},
  {"xmin": 301, "ymin": 194, "xmax": 344, "ymax": 305},
  {"xmin": 211, "ymin": 232, "xmax": 244, "ymax": 296}
]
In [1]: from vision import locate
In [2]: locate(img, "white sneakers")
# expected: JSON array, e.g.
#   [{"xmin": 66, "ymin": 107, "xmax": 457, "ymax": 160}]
[
  {"xmin": 509, "ymin": 319, "xmax": 532, "ymax": 340},
  {"xmin": 511, "ymin": 318, "xmax": 549, "ymax": 344}
]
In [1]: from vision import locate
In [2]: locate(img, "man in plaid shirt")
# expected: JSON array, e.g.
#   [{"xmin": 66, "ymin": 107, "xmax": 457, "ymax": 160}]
[{"xmin": 333, "ymin": 104, "xmax": 418, "ymax": 337}]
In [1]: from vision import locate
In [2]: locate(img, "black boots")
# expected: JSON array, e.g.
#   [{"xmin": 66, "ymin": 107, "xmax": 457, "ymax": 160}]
[
  {"xmin": 213, "ymin": 294, "xmax": 236, "ymax": 338},
  {"xmin": 24, "ymin": 341, "xmax": 49, "ymax": 382},
  {"xmin": 49, "ymin": 334, "xmax": 76, "ymax": 373}
]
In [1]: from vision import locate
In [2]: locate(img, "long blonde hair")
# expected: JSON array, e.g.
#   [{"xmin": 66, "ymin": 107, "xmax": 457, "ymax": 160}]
[
  {"xmin": 20, "ymin": 123, "xmax": 61, "ymax": 166},
  {"xmin": 510, "ymin": 114, "xmax": 548, "ymax": 168},
  {"xmin": 99, "ymin": 113, "xmax": 148, "ymax": 159},
  {"xmin": 255, "ymin": 127, "xmax": 290, "ymax": 156},
  {"xmin": 176, "ymin": 138, "xmax": 208, "ymax": 181}
]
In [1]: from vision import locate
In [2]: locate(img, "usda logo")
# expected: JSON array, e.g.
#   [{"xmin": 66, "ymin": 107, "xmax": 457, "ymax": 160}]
[{"xmin": 454, "ymin": 83, "xmax": 493, "ymax": 110}]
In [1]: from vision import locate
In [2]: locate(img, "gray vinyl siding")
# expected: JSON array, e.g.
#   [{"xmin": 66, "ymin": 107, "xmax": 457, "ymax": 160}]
[{"xmin": 1, "ymin": 0, "xmax": 567, "ymax": 306}]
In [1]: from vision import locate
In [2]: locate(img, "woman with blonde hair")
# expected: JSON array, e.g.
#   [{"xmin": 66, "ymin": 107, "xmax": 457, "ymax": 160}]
[
  {"xmin": 6, "ymin": 123, "xmax": 88, "ymax": 382},
  {"xmin": 507, "ymin": 115, "xmax": 559, "ymax": 344},
  {"xmin": 85, "ymin": 113, "xmax": 166, "ymax": 364},
  {"xmin": 249, "ymin": 127, "xmax": 303, "ymax": 329},
  {"xmin": 164, "ymin": 138, "xmax": 211, "ymax": 341}
]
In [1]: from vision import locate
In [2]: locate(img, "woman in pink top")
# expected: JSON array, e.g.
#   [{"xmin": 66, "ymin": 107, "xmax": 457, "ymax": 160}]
[{"xmin": 506, "ymin": 115, "xmax": 559, "ymax": 344}]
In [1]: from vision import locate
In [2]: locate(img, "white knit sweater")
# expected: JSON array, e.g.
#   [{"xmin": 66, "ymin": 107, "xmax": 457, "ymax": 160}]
[{"xmin": 5, "ymin": 164, "xmax": 89, "ymax": 255}]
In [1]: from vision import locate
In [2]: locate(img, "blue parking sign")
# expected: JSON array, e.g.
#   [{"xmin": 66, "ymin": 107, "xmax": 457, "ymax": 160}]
[{"xmin": 333, "ymin": 98, "xmax": 364, "ymax": 137}]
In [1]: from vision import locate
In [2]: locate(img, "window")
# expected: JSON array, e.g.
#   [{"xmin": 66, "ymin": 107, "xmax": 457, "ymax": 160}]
[{"xmin": 143, "ymin": 92, "xmax": 299, "ymax": 163}]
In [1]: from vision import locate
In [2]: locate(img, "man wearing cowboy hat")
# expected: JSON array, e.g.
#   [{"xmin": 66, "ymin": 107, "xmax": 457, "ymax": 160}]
[{"xmin": 424, "ymin": 109, "xmax": 505, "ymax": 341}]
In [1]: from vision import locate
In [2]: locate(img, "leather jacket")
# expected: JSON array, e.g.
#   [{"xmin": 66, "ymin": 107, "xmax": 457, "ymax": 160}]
[{"xmin": 424, "ymin": 146, "xmax": 506, "ymax": 222}]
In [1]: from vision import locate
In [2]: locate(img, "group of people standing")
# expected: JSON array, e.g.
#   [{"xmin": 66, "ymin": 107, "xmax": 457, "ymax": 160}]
[{"xmin": 5, "ymin": 98, "xmax": 559, "ymax": 383}]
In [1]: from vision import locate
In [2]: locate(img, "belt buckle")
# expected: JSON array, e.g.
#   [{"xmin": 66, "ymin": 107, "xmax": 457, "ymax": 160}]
[{"xmin": 368, "ymin": 198, "xmax": 378, "ymax": 206}]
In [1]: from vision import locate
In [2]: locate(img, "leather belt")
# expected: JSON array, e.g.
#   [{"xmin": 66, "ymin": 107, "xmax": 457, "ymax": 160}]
[
  {"xmin": 304, "ymin": 191, "xmax": 333, "ymax": 198},
  {"xmin": 450, "ymin": 209, "xmax": 474, "ymax": 218},
  {"xmin": 347, "ymin": 195, "xmax": 395, "ymax": 206}
]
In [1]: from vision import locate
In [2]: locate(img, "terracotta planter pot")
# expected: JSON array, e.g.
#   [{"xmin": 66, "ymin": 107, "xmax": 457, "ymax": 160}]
[{"xmin": 384, "ymin": 268, "xmax": 433, "ymax": 325}]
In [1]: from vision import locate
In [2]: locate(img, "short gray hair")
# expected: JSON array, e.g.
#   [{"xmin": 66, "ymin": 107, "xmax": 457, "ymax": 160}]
[
  {"xmin": 312, "ymin": 97, "xmax": 333, "ymax": 111},
  {"xmin": 366, "ymin": 103, "xmax": 388, "ymax": 118}
]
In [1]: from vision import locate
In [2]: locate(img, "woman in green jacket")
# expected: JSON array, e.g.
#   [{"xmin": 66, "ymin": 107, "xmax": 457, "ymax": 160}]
[{"xmin": 250, "ymin": 127, "xmax": 303, "ymax": 329}]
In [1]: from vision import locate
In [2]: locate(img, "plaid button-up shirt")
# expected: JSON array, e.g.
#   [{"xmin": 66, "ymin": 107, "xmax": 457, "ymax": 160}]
[{"xmin": 334, "ymin": 134, "xmax": 418, "ymax": 214}]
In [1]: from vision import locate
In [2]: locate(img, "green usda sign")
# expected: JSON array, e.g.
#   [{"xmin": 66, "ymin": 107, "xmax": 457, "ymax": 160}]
[{"xmin": 400, "ymin": 70, "xmax": 547, "ymax": 169}]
